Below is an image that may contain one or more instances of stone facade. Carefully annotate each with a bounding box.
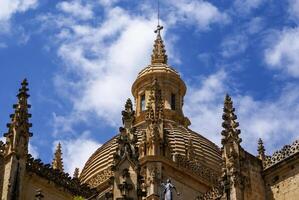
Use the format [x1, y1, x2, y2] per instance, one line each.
[0, 25, 298, 200]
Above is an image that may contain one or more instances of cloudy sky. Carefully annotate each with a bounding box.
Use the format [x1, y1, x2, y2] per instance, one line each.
[1, 0, 299, 175]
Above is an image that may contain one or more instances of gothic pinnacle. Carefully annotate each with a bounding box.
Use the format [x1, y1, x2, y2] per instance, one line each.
[221, 94, 241, 145]
[257, 138, 266, 161]
[73, 168, 80, 179]
[52, 142, 64, 172]
[151, 25, 168, 64]
[4, 79, 33, 139]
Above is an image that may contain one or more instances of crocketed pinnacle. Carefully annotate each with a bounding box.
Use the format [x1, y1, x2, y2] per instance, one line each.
[257, 138, 266, 160]
[52, 142, 64, 172]
[73, 168, 80, 179]
[221, 94, 241, 145]
[151, 25, 168, 64]
[4, 79, 33, 139]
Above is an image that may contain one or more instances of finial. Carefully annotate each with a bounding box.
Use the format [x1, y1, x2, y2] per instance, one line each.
[221, 94, 241, 145]
[151, 0, 167, 65]
[257, 138, 266, 161]
[73, 168, 80, 179]
[52, 142, 64, 172]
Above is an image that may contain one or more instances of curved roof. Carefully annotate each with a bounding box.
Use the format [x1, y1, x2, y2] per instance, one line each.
[80, 122, 222, 187]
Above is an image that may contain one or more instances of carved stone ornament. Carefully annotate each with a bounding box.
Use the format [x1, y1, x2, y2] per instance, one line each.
[88, 169, 114, 188]
[264, 139, 299, 169]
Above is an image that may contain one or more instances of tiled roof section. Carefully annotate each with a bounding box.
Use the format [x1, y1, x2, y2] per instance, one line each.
[263, 140, 299, 169]
[80, 123, 222, 188]
[26, 154, 96, 198]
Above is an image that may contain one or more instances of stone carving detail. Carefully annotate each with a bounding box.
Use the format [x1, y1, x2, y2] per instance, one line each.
[113, 99, 139, 167]
[264, 140, 299, 169]
[197, 184, 223, 200]
[88, 169, 114, 188]
[26, 154, 96, 197]
[175, 154, 220, 185]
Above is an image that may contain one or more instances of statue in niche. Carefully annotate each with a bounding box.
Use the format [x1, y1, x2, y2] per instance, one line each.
[161, 179, 180, 200]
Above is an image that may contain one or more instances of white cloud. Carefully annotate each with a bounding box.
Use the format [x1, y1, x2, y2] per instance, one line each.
[221, 34, 248, 58]
[233, 0, 265, 15]
[0, 0, 38, 21]
[52, 8, 156, 126]
[184, 70, 299, 155]
[265, 27, 299, 77]
[185, 70, 227, 143]
[54, 132, 101, 175]
[57, 0, 93, 20]
[0, 0, 38, 35]
[168, 0, 229, 30]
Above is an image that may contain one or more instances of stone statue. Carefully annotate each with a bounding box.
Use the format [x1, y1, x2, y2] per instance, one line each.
[161, 179, 180, 200]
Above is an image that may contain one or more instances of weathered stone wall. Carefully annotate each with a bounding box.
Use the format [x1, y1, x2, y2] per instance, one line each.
[22, 173, 74, 200]
[264, 153, 299, 200]
[242, 151, 266, 200]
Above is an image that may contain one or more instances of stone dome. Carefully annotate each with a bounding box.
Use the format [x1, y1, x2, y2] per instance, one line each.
[80, 27, 222, 189]
[80, 122, 222, 187]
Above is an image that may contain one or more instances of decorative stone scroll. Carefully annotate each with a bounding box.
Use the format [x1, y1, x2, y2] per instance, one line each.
[88, 169, 114, 188]
[26, 154, 96, 197]
[175, 154, 220, 185]
[264, 140, 299, 169]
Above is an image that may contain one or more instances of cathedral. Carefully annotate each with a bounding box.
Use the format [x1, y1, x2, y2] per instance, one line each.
[0, 24, 298, 200]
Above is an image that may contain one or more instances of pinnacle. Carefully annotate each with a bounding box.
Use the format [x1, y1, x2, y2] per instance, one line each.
[221, 94, 241, 145]
[151, 26, 168, 65]
[52, 142, 64, 172]
[258, 138, 265, 155]
[73, 168, 80, 179]
[4, 79, 33, 138]
[18, 78, 29, 97]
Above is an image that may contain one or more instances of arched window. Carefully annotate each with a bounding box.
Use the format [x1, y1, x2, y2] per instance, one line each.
[141, 94, 146, 111]
[171, 93, 176, 110]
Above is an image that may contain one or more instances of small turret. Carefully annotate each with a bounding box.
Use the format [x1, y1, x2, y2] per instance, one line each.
[52, 142, 64, 172]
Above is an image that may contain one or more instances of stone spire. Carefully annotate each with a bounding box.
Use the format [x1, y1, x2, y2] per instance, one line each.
[52, 142, 64, 172]
[221, 94, 241, 145]
[2, 79, 33, 199]
[220, 94, 244, 199]
[257, 138, 266, 161]
[73, 168, 80, 179]
[151, 25, 168, 64]
[4, 78, 33, 156]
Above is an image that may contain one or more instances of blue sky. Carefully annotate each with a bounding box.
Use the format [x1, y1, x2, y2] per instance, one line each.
[1, 0, 299, 175]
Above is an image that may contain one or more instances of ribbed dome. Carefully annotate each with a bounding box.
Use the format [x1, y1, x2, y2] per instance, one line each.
[80, 122, 222, 188]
